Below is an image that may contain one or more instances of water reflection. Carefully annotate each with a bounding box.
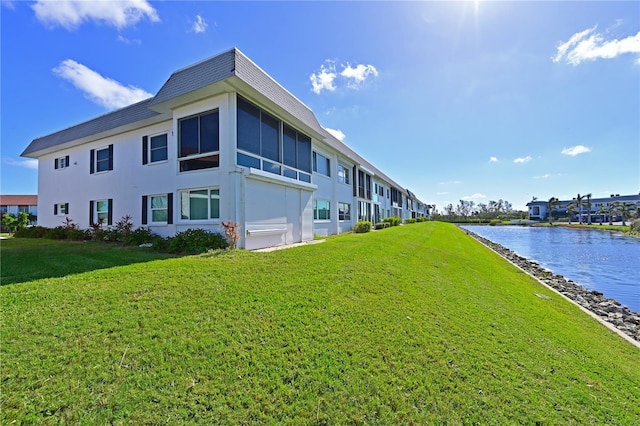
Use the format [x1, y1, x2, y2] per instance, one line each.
[461, 226, 640, 312]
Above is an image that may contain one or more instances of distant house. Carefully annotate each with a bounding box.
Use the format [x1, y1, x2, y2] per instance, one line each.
[527, 193, 640, 222]
[21, 48, 430, 250]
[0, 195, 38, 228]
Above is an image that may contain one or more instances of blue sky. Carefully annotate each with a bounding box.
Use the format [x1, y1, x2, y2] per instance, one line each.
[1, 1, 639, 212]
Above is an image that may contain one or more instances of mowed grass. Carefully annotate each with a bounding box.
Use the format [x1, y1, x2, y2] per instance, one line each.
[1, 222, 639, 424]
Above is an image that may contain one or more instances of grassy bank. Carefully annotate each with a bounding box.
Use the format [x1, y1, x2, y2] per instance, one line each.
[2, 223, 639, 424]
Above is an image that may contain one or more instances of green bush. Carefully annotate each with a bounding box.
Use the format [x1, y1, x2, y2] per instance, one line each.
[354, 221, 372, 233]
[166, 228, 227, 253]
[14, 226, 48, 238]
[405, 218, 417, 224]
[383, 216, 401, 227]
[630, 219, 640, 235]
[124, 227, 156, 246]
[489, 219, 501, 226]
[374, 222, 387, 230]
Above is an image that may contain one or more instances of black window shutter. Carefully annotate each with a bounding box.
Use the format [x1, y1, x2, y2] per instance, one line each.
[65, 155, 69, 166]
[54, 158, 59, 169]
[90, 150, 95, 174]
[353, 166, 357, 197]
[107, 199, 113, 225]
[65, 203, 69, 215]
[142, 136, 148, 165]
[141, 196, 148, 225]
[54, 204, 58, 215]
[167, 193, 173, 224]
[89, 200, 94, 224]
[108, 145, 114, 170]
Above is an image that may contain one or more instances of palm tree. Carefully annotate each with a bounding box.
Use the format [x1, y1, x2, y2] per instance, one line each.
[575, 194, 585, 224]
[547, 197, 560, 224]
[585, 193, 592, 225]
[616, 202, 637, 226]
[566, 203, 576, 224]
[597, 204, 608, 225]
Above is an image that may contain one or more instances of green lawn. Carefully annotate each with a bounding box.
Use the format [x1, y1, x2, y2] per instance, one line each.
[2, 223, 639, 424]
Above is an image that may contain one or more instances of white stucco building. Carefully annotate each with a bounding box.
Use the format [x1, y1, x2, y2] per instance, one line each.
[21, 48, 430, 250]
[527, 193, 640, 222]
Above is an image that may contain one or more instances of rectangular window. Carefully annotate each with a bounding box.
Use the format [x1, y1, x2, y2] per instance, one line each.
[338, 202, 351, 221]
[337, 164, 350, 184]
[151, 195, 168, 223]
[0, 205, 7, 214]
[148, 133, 168, 163]
[96, 200, 109, 223]
[55, 203, 69, 215]
[90, 145, 113, 174]
[180, 188, 220, 221]
[55, 155, 69, 169]
[237, 96, 312, 180]
[178, 110, 219, 171]
[313, 152, 330, 177]
[313, 199, 331, 221]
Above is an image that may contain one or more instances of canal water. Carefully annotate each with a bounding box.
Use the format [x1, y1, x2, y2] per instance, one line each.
[460, 225, 640, 312]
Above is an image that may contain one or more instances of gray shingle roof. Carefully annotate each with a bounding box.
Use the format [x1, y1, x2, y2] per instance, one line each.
[22, 48, 325, 157]
[21, 98, 161, 157]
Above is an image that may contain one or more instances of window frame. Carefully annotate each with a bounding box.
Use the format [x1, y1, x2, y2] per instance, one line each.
[55, 155, 70, 170]
[150, 194, 169, 224]
[90, 145, 113, 174]
[236, 96, 312, 182]
[338, 202, 351, 221]
[313, 199, 331, 221]
[313, 151, 331, 177]
[337, 163, 351, 185]
[179, 187, 220, 222]
[178, 110, 220, 172]
[143, 133, 169, 164]
[55, 203, 69, 216]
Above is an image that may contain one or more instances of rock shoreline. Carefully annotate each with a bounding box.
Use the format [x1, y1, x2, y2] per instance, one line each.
[463, 228, 640, 342]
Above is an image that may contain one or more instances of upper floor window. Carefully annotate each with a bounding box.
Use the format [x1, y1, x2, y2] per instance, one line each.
[90, 145, 113, 174]
[313, 152, 330, 177]
[237, 96, 312, 182]
[178, 110, 219, 172]
[180, 188, 220, 221]
[55, 155, 69, 170]
[337, 164, 350, 184]
[143, 133, 168, 164]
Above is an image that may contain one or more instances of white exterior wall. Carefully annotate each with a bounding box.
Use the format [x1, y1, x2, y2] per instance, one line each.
[311, 145, 336, 237]
[336, 157, 355, 233]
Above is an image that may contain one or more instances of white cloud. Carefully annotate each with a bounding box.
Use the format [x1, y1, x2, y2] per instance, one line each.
[192, 15, 207, 34]
[32, 0, 159, 30]
[311, 60, 379, 94]
[2, 1, 16, 10]
[341, 63, 379, 88]
[489, 156, 498, 162]
[4, 158, 38, 170]
[534, 173, 552, 179]
[561, 145, 591, 156]
[439, 180, 462, 185]
[310, 62, 337, 94]
[462, 193, 487, 201]
[514, 156, 532, 164]
[553, 26, 640, 65]
[325, 128, 346, 141]
[53, 59, 152, 110]
[117, 34, 141, 45]
[436, 191, 448, 195]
